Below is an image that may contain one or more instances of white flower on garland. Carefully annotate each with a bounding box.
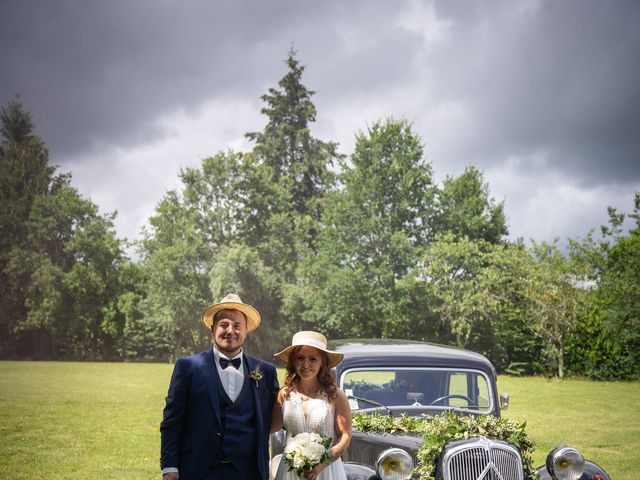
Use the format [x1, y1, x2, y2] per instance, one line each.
[283, 432, 332, 476]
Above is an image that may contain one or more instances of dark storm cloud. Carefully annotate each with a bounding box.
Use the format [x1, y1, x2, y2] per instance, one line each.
[2, 0, 639, 183]
[0, 0, 348, 157]
[1, 0, 638, 247]
[426, 0, 640, 185]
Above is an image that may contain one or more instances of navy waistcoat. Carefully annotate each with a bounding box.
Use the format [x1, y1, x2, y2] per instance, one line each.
[215, 365, 257, 468]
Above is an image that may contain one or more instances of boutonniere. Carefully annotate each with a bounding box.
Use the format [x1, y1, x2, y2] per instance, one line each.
[249, 366, 263, 387]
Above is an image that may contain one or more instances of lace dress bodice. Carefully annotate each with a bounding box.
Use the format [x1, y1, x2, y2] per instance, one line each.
[282, 390, 335, 439]
[272, 389, 347, 480]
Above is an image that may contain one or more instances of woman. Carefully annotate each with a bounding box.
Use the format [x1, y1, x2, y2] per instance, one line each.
[271, 331, 352, 480]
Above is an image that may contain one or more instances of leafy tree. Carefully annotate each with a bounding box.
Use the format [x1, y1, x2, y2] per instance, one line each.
[6, 180, 128, 359]
[593, 193, 640, 377]
[556, 197, 640, 380]
[435, 166, 508, 243]
[138, 190, 210, 357]
[504, 193, 640, 380]
[527, 240, 592, 378]
[5, 249, 64, 357]
[423, 234, 537, 370]
[1, 99, 131, 359]
[424, 235, 499, 349]
[137, 151, 279, 357]
[114, 262, 172, 361]
[294, 119, 438, 340]
[63, 209, 126, 359]
[180, 151, 247, 249]
[484, 241, 541, 373]
[208, 244, 281, 354]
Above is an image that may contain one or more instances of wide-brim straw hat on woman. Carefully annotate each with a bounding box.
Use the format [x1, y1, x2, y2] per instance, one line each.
[201, 293, 261, 332]
[275, 331, 344, 368]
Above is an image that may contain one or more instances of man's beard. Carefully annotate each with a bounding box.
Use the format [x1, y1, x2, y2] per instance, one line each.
[215, 337, 241, 354]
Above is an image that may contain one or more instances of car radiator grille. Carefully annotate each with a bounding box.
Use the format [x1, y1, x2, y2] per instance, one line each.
[441, 438, 524, 480]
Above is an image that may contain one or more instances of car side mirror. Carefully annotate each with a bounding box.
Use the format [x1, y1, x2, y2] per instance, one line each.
[499, 392, 509, 410]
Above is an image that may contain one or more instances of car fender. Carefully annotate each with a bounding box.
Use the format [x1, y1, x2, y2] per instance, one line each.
[536, 459, 611, 480]
[343, 461, 378, 480]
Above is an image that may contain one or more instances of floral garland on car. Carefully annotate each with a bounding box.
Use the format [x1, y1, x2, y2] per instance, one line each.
[352, 411, 539, 480]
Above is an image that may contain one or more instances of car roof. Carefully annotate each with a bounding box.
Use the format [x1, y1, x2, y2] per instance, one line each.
[329, 338, 497, 377]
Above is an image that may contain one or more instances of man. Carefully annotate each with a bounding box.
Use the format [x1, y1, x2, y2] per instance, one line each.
[160, 293, 279, 480]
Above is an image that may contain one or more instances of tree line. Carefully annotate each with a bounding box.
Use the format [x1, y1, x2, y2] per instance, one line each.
[1, 52, 638, 379]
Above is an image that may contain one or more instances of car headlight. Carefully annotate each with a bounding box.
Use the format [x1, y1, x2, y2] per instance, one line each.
[375, 447, 414, 480]
[546, 447, 585, 480]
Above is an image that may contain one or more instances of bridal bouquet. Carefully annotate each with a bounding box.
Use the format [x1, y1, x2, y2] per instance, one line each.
[283, 432, 332, 477]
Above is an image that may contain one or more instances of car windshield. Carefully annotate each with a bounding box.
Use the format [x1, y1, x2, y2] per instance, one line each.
[340, 367, 493, 414]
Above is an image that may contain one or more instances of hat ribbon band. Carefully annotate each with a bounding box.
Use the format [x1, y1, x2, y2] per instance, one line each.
[295, 338, 327, 350]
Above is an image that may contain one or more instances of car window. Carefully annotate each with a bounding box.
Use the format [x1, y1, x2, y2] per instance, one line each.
[340, 368, 492, 413]
[447, 371, 490, 409]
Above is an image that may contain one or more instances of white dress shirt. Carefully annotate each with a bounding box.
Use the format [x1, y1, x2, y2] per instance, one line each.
[213, 346, 245, 402]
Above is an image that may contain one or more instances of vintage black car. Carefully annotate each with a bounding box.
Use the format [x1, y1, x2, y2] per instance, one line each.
[272, 339, 611, 480]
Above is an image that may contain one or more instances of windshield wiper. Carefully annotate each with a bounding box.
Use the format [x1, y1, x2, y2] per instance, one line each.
[347, 394, 392, 416]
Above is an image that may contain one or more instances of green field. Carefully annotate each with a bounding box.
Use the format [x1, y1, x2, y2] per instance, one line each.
[498, 375, 638, 479]
[0, 361, 637, 479]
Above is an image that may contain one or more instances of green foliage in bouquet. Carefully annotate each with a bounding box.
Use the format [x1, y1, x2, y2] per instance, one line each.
[352, 411, 539, 480]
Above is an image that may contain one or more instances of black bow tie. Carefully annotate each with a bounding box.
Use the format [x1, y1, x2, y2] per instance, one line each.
[219, 357, 241, 369]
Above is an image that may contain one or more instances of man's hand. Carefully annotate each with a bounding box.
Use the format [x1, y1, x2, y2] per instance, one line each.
[162, 473, 179, 480]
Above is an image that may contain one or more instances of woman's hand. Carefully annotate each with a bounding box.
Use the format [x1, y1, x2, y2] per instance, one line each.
[303, 462, 327, 480]
[303, 446, 341, 480]
[328, 446, 341, 461]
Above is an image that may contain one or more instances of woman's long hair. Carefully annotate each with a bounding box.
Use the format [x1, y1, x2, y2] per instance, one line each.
[283, 346, 339, 402]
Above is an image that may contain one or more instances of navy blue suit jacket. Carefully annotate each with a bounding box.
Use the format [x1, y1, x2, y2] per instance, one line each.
[160, 349, 279, 480]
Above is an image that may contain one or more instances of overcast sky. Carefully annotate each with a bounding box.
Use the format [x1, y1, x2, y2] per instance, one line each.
[2, 0, 639, 255]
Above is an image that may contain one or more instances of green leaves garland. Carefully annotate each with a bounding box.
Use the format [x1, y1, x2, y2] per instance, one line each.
[352, 411, 539, 480]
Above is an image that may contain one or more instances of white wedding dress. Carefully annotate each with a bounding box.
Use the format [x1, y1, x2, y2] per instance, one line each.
[272, 390, 347, 480]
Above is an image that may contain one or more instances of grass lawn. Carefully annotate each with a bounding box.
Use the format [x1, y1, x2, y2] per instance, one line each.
[498, 375, 639, 479]
[0, 361, 637, 479]
[0, 361, 173, 480]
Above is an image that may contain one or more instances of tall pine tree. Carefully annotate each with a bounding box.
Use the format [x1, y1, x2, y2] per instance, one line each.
[0, 99, 55, 355]
[245, 49, 339, 251]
